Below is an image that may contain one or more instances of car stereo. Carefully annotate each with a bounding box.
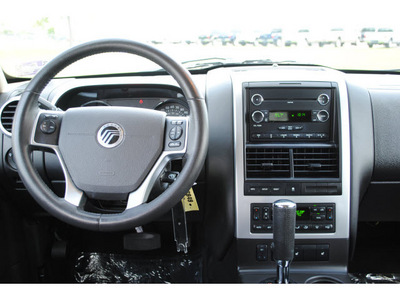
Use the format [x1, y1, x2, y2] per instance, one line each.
[246, 86, 336, 142]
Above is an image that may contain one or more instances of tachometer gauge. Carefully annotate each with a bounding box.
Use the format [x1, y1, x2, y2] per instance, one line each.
[155, 99, 189, 116]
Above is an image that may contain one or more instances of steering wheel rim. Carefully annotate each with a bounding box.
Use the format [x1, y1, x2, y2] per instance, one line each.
[11, 39, 208, 232]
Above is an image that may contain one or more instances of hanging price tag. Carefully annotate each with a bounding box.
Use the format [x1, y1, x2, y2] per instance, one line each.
[181, 188, 199, 212]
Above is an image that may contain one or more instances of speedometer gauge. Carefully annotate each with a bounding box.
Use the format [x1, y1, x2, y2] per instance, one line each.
[155, 99, 189, 116]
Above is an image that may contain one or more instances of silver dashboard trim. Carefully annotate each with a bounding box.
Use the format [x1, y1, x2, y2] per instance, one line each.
[231, 66, 351, 240]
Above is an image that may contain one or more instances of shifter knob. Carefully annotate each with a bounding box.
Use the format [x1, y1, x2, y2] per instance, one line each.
[273, 199, 296, 261]
[272, 199, 296, 283]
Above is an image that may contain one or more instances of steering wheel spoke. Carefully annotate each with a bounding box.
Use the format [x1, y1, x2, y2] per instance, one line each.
[53, 147, 85, 207]
[30, 109, 64, 149]
[126, 116, 189, 209]
[28, 109, 85, 207]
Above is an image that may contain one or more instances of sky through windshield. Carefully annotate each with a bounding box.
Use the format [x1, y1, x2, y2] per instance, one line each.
[1, 0, 400, 76]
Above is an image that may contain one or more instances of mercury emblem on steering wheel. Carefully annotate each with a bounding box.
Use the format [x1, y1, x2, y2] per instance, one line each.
[97, 123, 125, 148]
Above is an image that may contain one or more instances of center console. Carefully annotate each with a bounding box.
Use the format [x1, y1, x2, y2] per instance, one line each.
[231, 67, 351, 283]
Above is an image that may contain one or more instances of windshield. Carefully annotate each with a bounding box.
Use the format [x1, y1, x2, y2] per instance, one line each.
[1, 0, 400, 78]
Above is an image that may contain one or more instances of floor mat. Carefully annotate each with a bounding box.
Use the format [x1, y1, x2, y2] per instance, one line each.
[73, 252, 202, 283]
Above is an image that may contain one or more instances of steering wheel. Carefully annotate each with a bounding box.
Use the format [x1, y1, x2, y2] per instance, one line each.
[11, 39, 208, 232]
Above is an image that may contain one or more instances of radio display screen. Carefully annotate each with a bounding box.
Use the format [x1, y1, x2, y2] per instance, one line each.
[269, 111, 311, 122]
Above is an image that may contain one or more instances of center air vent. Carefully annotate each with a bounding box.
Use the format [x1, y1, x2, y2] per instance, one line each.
[246, 148, 290, 178]
[246, 146, 339, 179]
[293, 147, 339, 178]
[0, 98, 19, 136]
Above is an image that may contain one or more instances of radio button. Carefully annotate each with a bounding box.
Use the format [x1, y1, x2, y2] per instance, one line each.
[317, 94, 330, 106]
[279, 133, 288, 139]
[294, 126, 304, 130]
[260, 187, 270, 194]
[317, 110, 329, 122]
[270, 185, 284, 194]
[290, 133, 302, 139]
[305, 133, 316, 139]
[251, 94, 264, 106]
[278, 126, 287, 130]
[316, 133, 328, 139]
[252, 111, 265, 123]
[248, 186, 259, 194]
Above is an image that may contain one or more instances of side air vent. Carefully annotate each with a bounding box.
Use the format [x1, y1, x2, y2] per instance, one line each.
[246, 148, 290, 178]
[0, 98, 19, 136]
[293, 147, 339, 178]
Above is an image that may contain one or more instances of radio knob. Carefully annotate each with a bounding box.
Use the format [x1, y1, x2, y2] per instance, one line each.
[251, 94, 264, 106]
[252, 111, 265, 123]
[317, 94, 330, 105]
[317, 110, 329, 122]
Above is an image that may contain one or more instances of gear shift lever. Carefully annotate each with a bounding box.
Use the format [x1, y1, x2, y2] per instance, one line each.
[272, 199, 296, 284]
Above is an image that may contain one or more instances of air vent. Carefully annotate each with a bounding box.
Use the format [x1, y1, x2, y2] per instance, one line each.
[0, 98, 19, 136]
[246, 148, 290, 178]
[293, 147, 339, 178]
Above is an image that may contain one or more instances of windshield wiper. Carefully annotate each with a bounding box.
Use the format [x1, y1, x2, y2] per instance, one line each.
[181, 57, 227, 70]
[183, 58, 301, 70]
[241, 59, 297, 65]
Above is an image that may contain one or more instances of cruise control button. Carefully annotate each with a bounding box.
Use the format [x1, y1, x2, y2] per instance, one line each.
[40, 119, 57, 134]
[168, 141, 181, 148]
[169, 126, 183, 140]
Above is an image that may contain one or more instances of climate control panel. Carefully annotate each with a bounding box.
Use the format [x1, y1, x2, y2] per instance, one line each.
[250, 203, 335, 234]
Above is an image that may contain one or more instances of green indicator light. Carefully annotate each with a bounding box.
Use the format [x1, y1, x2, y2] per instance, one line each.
[296, 210, 305, 217]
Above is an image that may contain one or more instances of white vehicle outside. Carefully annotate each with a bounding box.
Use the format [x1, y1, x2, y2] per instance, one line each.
[362, 27, 398, 48]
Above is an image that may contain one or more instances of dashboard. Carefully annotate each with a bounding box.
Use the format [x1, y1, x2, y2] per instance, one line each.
[1, 64, 400, 283]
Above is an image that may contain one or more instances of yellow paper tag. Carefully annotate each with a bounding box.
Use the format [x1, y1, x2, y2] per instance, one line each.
[181, 188, 199, 212]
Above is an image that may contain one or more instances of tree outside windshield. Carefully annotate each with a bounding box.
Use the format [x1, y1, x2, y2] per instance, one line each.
[1, 0, 400, 77]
